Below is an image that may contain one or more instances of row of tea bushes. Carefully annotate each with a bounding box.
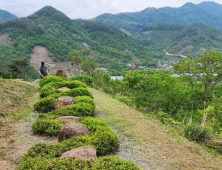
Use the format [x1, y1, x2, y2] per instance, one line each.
[19, 156, 140, 170]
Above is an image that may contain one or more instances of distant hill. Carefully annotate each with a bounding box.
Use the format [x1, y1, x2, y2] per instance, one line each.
[0, 9, 17, 22]
[132, 22, 222, 56]
[0, 6, 162, 77]
[93, 1, 222, 32]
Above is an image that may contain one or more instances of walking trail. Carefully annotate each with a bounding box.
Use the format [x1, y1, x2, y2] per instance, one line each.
[89, 87, 222, 170]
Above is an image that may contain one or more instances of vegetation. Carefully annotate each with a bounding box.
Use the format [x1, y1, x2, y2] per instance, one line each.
[0, 9, 17, 22]
[19, 156, 140, 170]
[91, 51, 222, 148]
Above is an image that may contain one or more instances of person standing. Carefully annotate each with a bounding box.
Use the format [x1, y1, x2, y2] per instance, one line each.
[39, 62, 49, 79]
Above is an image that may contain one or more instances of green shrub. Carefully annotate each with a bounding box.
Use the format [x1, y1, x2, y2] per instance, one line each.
[75, 96, 95, 109]
[19, 156, 141, 170]
[62, 88, 93, 99]
[40, 84, 62, 98]
[39, 76, 67, 88]
[30, 117, 119, 156]
[70, 75, 94, 85]
[34, 98, 56, 113]
[184, 123, 213, 143]
[32, 119, 64, 136]
[46, 88, 93, 99]
[47, 80, 87, 89]
[48, 102, 95, 117]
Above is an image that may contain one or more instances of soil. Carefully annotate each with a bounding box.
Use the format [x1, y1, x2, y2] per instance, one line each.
[0, 34, 13, 48]
[0, 112, 57, 170]
[30, 46, 71, 74]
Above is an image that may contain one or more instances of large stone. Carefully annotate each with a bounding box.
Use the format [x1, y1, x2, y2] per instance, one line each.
[58, 87, 70, 91]
[61, 146, 97, 160]
[58, 121, 90, 142]
[55, 69, 68, 79]
[54, 96, 76, 110]
[55, 116, 79, 121]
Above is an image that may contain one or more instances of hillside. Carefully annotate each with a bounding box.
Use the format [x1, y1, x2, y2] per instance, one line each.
[132, 22, 222, 56]
[92, 1, 222, 32]
[0, 6, 162, 77]
[0, 9, 18, 22]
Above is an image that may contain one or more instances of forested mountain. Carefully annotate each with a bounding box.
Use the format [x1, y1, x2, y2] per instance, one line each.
[92, 1, 222, 32]
[0, 9, 18, 22]
[132, 22, 222, 56]
[0, 6, 162, 76]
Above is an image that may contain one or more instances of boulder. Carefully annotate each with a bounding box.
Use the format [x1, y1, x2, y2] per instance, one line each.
[54, 96, 76, 110]
[54, 69, 68, 79]
[55, 116, 79, 121]
[58, 87, 70, 91]
[61, 146, 97, 160]
[58, 121, 90, 142]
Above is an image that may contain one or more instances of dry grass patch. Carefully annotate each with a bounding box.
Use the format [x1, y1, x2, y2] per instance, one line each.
[0, 78, 40, 169]
[89, 87, 222, 170]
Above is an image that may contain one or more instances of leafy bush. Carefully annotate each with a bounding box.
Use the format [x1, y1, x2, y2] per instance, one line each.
[40, 84, 61, 98]
[44, 87, 93, 99]
[70, 75, 94, 85]
[39, 76, 67, 88]
[75, 96, 95, 109]
[184, 123, 213, 143]
[34, 98, 56, 113]
[48, 102, 95, 117]
[19, 156, 141, 170]
[32, 119, 64, 136]
[46, 80, 87, 89]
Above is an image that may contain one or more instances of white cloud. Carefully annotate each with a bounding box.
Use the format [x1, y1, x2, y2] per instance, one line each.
[0, 0, 222, 19]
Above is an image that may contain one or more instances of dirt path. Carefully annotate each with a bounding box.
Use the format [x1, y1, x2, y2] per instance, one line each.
[89, 87, 222, 170]
[0, 112, 57, 170]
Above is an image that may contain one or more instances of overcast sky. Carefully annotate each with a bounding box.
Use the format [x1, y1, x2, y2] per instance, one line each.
[1, 0, 222, 19]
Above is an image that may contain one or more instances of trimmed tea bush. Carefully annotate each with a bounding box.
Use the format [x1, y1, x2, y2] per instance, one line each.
[39, 76, 67, 88]
[34, 98, 56, 113]
[47, 80, 87, 89]
[32, 119, 64, 136]
[40, 84, 61, 98]
[19, 156, 141, 170]
[48, 102, 95, 117]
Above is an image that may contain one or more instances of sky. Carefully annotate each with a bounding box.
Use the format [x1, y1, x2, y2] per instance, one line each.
[1, 0, 222, 19]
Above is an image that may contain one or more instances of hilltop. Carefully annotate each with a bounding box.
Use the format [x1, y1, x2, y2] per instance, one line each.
[0, 9, 17, 22]
[0, 6, 162, 77]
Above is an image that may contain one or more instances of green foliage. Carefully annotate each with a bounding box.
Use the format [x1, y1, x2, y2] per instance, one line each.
[34, 98, 56, 113]
[46, 80, 87, 89]
[39, 84, 61, 98]
[48, 102, 95, 117]
[32, 119, 64, 136]
[7, 57, 32, 81]
[19, 156, 141, 170]
[39, 76, 67, 88]
[184, 123, 213, 143]
[29, 117, 119, 157]
[70, 75, 94, 85]
[62, 88, 93, 99]
[0, 9, 18, 22]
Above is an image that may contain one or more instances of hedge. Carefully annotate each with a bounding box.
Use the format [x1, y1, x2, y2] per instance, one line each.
[34, 96, 95, 113]
[30, 117, 119, 156]
[70, 75, 94, 85]
[19, 156, 141, 170]
[46, 80, 87, 89]
[39, 76, 67, 88]
[41, 87, 93, 99]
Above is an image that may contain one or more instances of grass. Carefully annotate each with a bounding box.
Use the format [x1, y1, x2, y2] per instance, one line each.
[0, 78, 40, 168]
[89, 87, 222, 169]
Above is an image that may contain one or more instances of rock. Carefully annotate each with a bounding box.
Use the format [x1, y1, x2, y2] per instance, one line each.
[58, 87, 70, 91]
[54, 69, 68, 79]
[55, 116, 79, 121]
[54, 96, 76, 110]
[61, 146, 97, 160]
[58, 121, 90, 142]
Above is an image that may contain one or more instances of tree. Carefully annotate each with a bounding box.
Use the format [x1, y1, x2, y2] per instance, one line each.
[67, 50, 82, 75]
[82, 59, 98, 76]
[173, 51, 222, 100]
[7, 57, 32, 81]
[81, 48, 92, 56]
[132, 60, 141, 70]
